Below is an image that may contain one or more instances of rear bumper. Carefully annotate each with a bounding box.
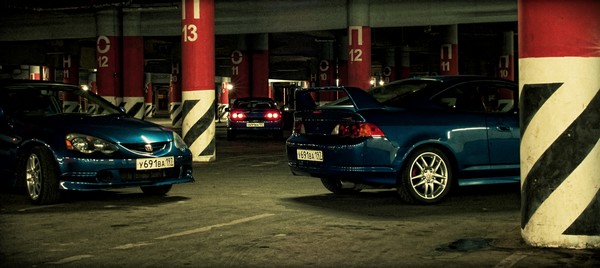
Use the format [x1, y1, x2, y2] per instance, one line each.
[288, 162, 397, 185]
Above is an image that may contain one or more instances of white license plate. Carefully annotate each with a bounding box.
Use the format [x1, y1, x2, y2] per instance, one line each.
[297, 149, 323, 162]
[246, 122, 265, 127]
[136, 156, 175, 170]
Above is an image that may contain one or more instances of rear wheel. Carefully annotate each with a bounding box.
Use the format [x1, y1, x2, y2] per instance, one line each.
[320, 178, 363, 194]
[398, 147, 452, 204]
[141, 184, 172, 195]
[22, 146, 62, 205]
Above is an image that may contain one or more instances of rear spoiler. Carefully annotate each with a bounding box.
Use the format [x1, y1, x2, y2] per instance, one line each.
[294, 86, 384, 111]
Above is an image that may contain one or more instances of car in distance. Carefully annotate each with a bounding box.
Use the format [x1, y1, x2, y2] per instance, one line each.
[286, 76, 519, 204]
[226, 97, 283, 140]
[0, 80, 194, 205]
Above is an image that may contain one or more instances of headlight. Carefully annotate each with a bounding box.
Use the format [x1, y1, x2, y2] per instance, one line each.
[65, 133, 118, 154]
[173, 131, 188, 151]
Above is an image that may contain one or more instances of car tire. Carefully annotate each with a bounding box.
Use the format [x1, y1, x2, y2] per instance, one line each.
[320, 178, 363, 194]
[140, 184, 172, 195]
[398, 147, 452, 204]
[22, 146, 62, 205]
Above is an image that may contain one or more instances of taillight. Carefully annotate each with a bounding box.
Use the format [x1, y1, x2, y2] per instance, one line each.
[264, 110, 281, 121]
[230, 110, 246, 121]
[293, 120, 305, 134]
[332, 122, 385, 138]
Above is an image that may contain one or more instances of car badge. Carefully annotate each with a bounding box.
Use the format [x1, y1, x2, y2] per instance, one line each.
[144, 144, 153, 152]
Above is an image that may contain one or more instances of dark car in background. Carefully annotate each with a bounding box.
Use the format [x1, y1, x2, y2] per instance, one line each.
[226, 97, 284, 140]
[286, 76, 519, 204]
[0, 80, 194, 204]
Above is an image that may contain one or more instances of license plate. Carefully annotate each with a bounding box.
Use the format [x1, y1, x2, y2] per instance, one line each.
[246, 122, 265, 127]
[297, 149, 323, 162]
[136, 156, 175, 170]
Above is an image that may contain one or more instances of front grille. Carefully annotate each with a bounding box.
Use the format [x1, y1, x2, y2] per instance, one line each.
[121, 142, 168, 154]
[120, 167, 179, 181]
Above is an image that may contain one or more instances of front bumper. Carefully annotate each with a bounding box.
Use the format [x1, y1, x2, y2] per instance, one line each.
[57, 155, 194, 191]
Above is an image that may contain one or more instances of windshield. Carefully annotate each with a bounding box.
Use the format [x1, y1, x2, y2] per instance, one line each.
[0, 84, 124, 118]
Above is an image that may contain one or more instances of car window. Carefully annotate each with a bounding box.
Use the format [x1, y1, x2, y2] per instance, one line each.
[0, 85, 124, 118]
[234, 100, 275, 109]
[432, 82, 516, 113]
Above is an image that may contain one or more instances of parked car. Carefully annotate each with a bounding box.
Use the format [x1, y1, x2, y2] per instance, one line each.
[286, 76, 519, 204]
[0, 80, 194, 204]
[226, 97, 284, 140]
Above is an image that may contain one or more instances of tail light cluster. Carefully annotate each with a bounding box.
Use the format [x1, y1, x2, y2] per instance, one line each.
[333, 122, 385, 138]
[293, 120, 385, 139]
[229, 109, 281, 121]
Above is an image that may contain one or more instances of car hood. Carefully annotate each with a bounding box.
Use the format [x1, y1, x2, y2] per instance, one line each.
[29, 114, 172, 144]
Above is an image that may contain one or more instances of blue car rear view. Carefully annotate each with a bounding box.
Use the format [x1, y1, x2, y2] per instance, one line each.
[286, 76, 520, 204]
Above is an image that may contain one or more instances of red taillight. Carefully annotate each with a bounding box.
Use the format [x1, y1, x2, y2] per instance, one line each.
[264, 110, 281, 121]
[334, 122, 385, 138]
[230, 110, 246, 121]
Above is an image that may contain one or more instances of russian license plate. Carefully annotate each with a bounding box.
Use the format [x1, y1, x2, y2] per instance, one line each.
[297, 149, 323, 162]
[246, 122, 265, 127]
[136, 156, 175, 170]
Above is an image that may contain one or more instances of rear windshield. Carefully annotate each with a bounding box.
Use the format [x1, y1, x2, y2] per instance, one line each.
[371, 80, 437, 105]
[233, 99, 276, 109]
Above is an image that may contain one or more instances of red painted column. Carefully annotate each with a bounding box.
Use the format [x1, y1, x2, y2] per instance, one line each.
[122, 10, 144, 119]
[95, 9, 121, 106]
[251, 33, 269, 98]
[499, 31, 515, 81]
[347, 26, 371, 89]
[399, 46, 411, 79]
[29, 66, 40, 80]
[440, 24, 459, 75]
[382, 48, 396, 84]
[181, 0, 216, 162]
[519, 0, 600, 249]
[230, 35, 250, 99]
[144, 73, 154, 118]
[62, 54, 80, 113]
[169, 62, 182, 128]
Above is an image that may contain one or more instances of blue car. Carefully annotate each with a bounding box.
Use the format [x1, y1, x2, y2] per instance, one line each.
[0, 80, 194, 204]
[286, 76, 519, 204]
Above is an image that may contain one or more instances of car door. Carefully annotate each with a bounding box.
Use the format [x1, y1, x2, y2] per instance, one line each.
[479, 82, 520, 166]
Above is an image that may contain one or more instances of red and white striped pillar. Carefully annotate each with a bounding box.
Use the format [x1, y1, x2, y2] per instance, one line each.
[440, 24, 458, 75]
[62, 54, 80, 113]
[144, 73, 154, 118]
[181, 0, 216, 162]
[499, 31, 514, 81]
[251, 33, 270, 98]
[169, 62, 182, 128]
[519, 0, 600, 249]
[95, 8, 121, 106]
[122, 9, 145, 119]
[347, 0, 371, 90]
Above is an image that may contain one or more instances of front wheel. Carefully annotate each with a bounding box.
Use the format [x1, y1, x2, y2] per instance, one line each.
[141, 184, 172, 195]
[22, 146, 62, 205]
[320, 178, 363, 194]
[398, 147, 452, 204]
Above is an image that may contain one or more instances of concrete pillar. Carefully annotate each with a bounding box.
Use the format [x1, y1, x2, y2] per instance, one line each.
[41, 66, 52, 81]
[347, 0, 371, 90]
[122, 9, 144, 119]
[519, 0, 600, 249]
[62, 54, 80, 113]
[337, 35, 348, 86]
[499, 31, 515, 81]
[382, 48, 396, 84]
[169, 62, 182, 128]
[399, 46, 410, 79]
[95, 8, 121, 106]
[29, 66, 40, 80]
[181, 0, 216, 162]
[231, 35, 250, 99]
[251, 33, 269, 98]
[144, 73, 154, 118]
[440, 24, 458, 75]
[319, 42, 335, 87]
